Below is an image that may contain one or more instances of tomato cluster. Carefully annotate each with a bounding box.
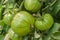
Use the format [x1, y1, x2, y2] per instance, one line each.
[0, 0, 55, 40]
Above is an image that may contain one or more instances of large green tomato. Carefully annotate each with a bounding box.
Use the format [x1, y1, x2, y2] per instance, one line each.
[11, 11, 35, 36]
[3, 13, 13, 26]
[8, 28, 22, 40]
[24, 0, 41, 12]
[35, 14, 54, 31]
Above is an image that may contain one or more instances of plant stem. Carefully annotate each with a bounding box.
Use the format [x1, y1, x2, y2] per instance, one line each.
[42, 0, 57, 11]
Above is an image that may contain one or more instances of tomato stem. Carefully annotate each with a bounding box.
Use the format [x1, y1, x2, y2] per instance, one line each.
[37, 11, 42, 18]
[19, 1, 24, 11]
[42, 0, 57, 11]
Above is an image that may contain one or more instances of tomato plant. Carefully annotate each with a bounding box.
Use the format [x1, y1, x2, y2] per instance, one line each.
[0, 0, 60, 40]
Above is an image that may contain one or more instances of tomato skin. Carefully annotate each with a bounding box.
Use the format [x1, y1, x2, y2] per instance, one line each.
[3, 13, 13, 26]
[35, 14, 54, 31]
[8, 29, 22, 40]
[11, 11, 35, 36]
[24, 0, 41, 12]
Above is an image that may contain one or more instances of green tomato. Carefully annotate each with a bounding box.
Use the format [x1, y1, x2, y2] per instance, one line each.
[3, 13, 13, 26]
[8, 28, 22, 40]
[24, 0, 41, 12]
[11, 11, 35, 36]
[35, 14, 54, 31]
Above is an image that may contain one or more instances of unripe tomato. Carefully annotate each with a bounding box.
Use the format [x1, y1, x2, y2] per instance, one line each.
[11, 11, 35, 36]
[24, 0, 41, 12]
[8, 28, 22, 40]
[3, 13, 13, 26]
[35, 14, 54, 31]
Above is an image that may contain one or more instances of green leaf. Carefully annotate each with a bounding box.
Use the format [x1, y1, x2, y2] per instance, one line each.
[6, 0, 15, 8]
[0, 5, 3, 20]
[0, 20, 4, 27]
[0, 35, 4, 40]
[3, 25, 10, 35]
[51, 0, 60, 15]
[23, 36, 28, 40]
[43, 23, 60, 40]
[50, 0, 60, 19]
[52, 31, 60, 39]
[48, 23, 60, 34]
[43, 0, 60, 18]
[39, 37, 42, 40]
[0, 20, 4, 34]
